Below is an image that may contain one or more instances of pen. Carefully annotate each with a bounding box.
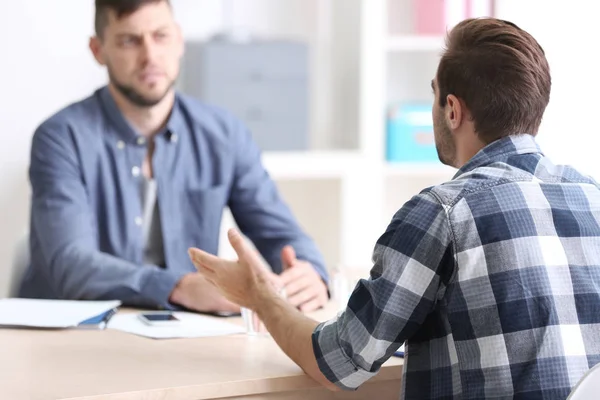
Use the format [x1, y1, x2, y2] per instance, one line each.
[99, 308, 118, 330]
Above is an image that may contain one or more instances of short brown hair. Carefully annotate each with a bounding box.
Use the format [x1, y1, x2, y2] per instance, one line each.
[437, 18, 551, 142]
[95, 0, 171, 38]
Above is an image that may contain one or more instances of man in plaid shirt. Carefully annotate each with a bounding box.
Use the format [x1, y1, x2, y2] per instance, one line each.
[188, 18, 600, 399]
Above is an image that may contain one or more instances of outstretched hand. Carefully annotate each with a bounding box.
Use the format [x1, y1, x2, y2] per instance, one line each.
[188, 229, 278, 309]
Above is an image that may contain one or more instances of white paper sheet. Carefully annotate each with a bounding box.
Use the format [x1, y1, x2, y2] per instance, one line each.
[107, 311, 245, 339]
[0, 298, 121, 328]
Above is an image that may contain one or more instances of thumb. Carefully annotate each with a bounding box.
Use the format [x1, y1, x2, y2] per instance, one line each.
[227, 229, 262, 274]
[281, 245, 297, 270]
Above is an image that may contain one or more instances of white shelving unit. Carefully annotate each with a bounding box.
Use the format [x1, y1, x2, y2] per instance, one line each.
[261, 150, 362, 180]
[387, 35, 445, 52]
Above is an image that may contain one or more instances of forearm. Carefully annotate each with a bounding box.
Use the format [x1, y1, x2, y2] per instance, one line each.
[51, 244, 183, 308]
[254, 291, 338, 391]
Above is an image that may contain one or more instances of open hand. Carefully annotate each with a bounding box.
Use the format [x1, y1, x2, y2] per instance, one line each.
[280, 246, 328, 312]
[188, 229, 278, 309]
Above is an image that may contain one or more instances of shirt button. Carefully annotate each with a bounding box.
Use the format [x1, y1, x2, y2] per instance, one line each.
[131, 166, 141, 177]
[135, 217, 143, 226]
[137, 137, 146, 145]
[170, 134, 178, 143]
[116, 140, 125, 150]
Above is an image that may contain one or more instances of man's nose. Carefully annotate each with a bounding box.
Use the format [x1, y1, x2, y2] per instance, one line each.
[140, 36, 160, 63]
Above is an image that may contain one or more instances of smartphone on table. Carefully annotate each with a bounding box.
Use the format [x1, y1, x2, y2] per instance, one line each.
[137, 311, 180, 326]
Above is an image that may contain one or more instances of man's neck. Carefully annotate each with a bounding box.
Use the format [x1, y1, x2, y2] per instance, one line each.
[108, 83, 175, 138]
[454, 127, 487, 168]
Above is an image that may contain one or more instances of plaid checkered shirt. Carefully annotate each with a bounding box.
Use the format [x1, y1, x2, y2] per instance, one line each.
[312, 134, 600, 399]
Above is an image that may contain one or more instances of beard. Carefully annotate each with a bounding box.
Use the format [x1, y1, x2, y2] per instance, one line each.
[434, 110, 457, 167]
[107, 65, 175, 108]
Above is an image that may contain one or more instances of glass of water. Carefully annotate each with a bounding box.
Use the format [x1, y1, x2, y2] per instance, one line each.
[241, 307, 267, 335]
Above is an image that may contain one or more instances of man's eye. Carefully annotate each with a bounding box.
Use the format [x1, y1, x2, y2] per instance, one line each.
[120, 37, 138, 47]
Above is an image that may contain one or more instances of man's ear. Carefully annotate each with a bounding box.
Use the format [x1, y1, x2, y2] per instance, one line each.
[445, 94, 463, 130]
[89, 36, 106, 66]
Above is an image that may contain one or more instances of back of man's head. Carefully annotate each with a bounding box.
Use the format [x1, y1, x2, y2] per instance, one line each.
[95, 0, 171, 39]
[437, 18, 551, 143]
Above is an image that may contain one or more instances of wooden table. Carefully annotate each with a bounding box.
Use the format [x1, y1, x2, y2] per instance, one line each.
[0, 305, 403, 400]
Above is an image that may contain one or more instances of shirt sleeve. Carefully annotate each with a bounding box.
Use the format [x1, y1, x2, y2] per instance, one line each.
[311, 190, 455, 390]
[226, 117, 328, 282]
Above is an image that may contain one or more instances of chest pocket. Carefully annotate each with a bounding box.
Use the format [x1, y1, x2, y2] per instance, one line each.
[182, 185, 229, 249]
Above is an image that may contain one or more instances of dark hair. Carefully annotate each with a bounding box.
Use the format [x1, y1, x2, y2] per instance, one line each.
[95, 0, 171, 38]
[437, 18, 551, 142]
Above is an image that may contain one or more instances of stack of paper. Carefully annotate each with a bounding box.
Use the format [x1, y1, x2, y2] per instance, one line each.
[0, 298, 121, 329]
[108, 312, 245, 339]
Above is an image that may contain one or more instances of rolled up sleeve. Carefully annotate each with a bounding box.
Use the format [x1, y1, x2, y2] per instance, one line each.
[311, 191, 455, 390]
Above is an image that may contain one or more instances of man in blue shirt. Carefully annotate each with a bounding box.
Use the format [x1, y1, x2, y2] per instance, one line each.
[189, 18, 600, 399]
[20, 0, 329, 313]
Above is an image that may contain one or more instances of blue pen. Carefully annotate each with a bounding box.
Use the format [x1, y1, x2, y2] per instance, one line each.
[99, 308, 118, 330]
[393, 343, 405, 358]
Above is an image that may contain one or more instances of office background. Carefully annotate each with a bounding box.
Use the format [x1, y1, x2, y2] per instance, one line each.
[0, 0, 598, 297]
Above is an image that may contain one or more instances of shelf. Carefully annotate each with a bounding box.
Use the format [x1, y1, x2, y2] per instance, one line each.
[261, 150, 363, 180]
[386, 35, 445, 53]
[261, 151, 457, 181]
[384, 162, 457, 178]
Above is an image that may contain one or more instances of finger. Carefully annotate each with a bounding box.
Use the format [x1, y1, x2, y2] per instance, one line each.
[194, 261, 218, 278]
[254, 250, 274, 274]
[282, 275, 311, 298]
[279, 264, 306, 285]
[287, 287, 318, 308]
[300, 297, 323, 313]
[227, 229, 262, 272]
[281, 245, 297, 270]
[204, 276, 217, 286]
[188, 248, 219, 272]
[227, 229, 253, 260]
[221, 299, 241, 313]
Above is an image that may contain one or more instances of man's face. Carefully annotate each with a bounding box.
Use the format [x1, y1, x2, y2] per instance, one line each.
[431, 77, 456, 166]
[94, 1, 183, 107]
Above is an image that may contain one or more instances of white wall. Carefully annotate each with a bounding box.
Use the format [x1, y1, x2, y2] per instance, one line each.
[495, 0, 600, 178]
[0, 1, 106, 296]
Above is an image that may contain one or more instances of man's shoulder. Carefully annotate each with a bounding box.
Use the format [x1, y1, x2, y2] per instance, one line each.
[428, 158, 600, 211]
[35, 89, 104, 138]
[176, 91, 234, 119]
[175, 91, 244, 140]
[427, 162, 538, 208]
[423, 173, 474, 209]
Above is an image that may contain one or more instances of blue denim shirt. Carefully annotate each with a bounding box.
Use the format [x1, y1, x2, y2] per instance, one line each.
[21, 86, 328, 308]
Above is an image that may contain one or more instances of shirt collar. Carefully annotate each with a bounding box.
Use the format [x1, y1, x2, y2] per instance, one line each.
[97, 85, 185, 143]
[454, 134, 544, 178]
